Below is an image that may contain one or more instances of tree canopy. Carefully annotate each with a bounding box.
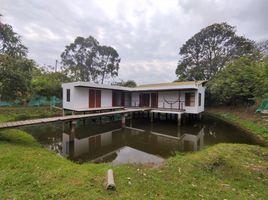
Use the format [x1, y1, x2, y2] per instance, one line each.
[32, 69, 71, 98]
[61, 36, 120, 83]
[0, 20, 28, 57]
[0, 17, 35, 101]
[176, 23, 258, 81]
[0, 54, 35, 101]
[207, 56, 268, 105]
[112, 80, 137, 88]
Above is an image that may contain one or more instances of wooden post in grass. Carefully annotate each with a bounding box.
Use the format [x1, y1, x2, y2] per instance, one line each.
[106, 169, 116, 191]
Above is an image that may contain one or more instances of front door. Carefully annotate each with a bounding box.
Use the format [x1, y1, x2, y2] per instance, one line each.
[150, 93, 158, 108]
[89, 89, 95, 108]
[139, 93, 150, 107]
[96, 90, 101, 107]
[89, 89, 101, 108]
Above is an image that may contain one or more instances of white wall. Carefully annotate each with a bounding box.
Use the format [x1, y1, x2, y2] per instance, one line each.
[74, 87, 89, 109]
[197, 85, 205, 113]
[131, 92, 139, 107]
[131, 89, 205, 114]
[62, 83, 206, 113]
[124, 93, 131, 107]
[101, 89, 112, 107]
[62, 83, 75, 110]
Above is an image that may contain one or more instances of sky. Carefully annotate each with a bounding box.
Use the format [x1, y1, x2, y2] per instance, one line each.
[1, 0, 268, 84]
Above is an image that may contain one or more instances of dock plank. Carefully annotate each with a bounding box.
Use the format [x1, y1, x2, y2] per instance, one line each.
[0, 108, 151, 129]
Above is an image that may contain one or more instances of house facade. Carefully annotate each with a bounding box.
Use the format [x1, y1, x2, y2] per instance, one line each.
[62, 81, 206, 114]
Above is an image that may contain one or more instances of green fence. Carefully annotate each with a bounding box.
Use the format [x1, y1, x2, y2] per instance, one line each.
[0, 96, 62, 107]
[256, 98, 268, 113]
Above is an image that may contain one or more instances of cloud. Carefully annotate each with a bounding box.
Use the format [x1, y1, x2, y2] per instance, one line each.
[1, 0, 268, 83]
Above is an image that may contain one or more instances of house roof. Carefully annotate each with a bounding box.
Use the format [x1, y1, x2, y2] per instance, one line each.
[137, 81, 207, 88]
[62, 80, 206, 91]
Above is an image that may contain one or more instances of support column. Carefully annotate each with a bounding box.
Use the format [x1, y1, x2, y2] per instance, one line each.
[121, 114, 126, 127]
[62, 109, 65, 116]
[150, 112, 153, 123]
[199, 113, 202, 120]
[177, 113, 181, 126]
[70, 120, 77, 142]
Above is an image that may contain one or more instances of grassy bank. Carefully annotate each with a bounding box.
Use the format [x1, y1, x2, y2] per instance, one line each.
[0, 107, 62, 123]
[0, 129, 268, 199]
[207, 108, 268, 143]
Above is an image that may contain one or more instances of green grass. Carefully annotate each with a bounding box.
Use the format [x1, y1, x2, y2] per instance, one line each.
[0, 107, 62, 123]
[207, 111, 268, 143]
[0, 129, 268, 199]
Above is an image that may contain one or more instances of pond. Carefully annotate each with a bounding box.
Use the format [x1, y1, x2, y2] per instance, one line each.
[20, 114, 257, 165]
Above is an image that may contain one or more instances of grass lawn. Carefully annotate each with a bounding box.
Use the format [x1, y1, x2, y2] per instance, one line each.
[0, 129, 268, 200]
[0, 107, 62, 123]
[206, 108, 268, 144]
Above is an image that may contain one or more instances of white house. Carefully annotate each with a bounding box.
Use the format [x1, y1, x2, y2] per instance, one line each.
[61, 81, 206, 114]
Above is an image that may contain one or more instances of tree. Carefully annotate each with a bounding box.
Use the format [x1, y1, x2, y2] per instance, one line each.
[61, 36, 99, 82]
[61, 36, 120, 83]
[175, 23, 258, 81]
[207, 57, 263, 105]
[0, 54, 35, 101]
[0, 17, 28, 57]
[112, 80, 137, 88]
[97, 45, 120, 84]
[32, 70, 71, 98]
[0, 17, 33, 101]
[257, 40, 268, 57]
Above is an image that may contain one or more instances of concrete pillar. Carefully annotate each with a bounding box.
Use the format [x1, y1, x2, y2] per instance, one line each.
[177, 126, 181, 138]
[150, 112, 153, 123]
[177, 113, 181, 126]
[62, 109, 65, 116]
[70, 120, 77, 142]
[121, 114, 126, 127]
[199, 113, 202, 120]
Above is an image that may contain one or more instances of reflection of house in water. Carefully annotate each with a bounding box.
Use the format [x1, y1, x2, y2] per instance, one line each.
[61, 122, 205, 164]
[180, 128, 204, 151]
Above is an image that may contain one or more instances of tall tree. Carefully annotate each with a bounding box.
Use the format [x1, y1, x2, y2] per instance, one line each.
[0, 17, 34, 101]
[175, 23, 258, 81]
[61, 36, 120, 83]
[97, 45, 120, 84]
[0, 16, 28, 57]
[61, 36, 99, 82]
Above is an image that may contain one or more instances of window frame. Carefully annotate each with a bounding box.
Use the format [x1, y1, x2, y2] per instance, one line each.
[66, 89, 70, 102]
[198, 93, 201, 106]
[185, 92, 195, 107]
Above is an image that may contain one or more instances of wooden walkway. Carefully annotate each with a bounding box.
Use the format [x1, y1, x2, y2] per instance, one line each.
[0, 108, 151, 129]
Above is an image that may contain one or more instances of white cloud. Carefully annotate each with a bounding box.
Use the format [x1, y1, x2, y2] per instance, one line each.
[1, 0, 268, 84]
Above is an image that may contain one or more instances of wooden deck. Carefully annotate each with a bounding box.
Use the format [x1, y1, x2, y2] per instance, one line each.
[0, 108, 151, 129]
[150, 108, 185, 114]
[69, 106, 124, 112]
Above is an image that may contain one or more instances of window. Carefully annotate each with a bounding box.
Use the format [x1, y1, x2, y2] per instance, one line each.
[66, 89, 70, 102]
[185, 92, 195, 107]
[198, 93, 201, 106]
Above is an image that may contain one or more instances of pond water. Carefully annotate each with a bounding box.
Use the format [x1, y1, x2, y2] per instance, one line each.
[20, 114, 256, 165]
